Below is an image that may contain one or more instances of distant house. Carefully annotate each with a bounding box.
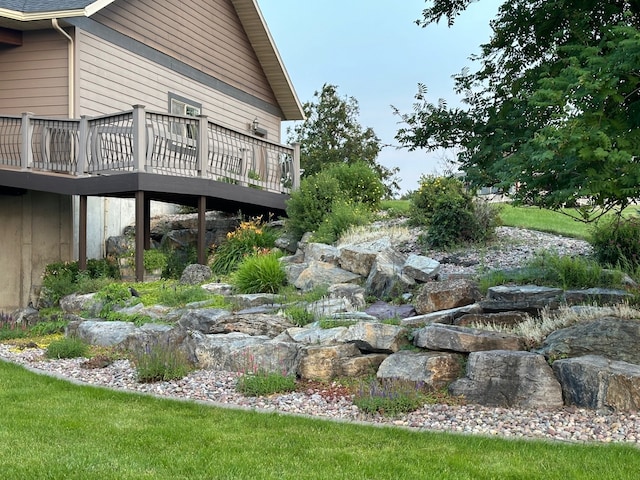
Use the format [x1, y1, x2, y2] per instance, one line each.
[0, 0, 304, 311]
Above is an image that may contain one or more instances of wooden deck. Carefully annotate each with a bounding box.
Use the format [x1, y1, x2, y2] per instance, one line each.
[0, 105, 300, 280]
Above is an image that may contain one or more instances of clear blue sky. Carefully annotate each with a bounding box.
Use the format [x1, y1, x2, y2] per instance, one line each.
[259, 0, 502, 194]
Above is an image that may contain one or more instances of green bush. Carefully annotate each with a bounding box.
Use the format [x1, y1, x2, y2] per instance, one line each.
[312, 200, 373, 244]
[45, 337, 89, 359]
[353, 378, 431, 416]
[133, 343, 193, 383]
[233, 252, 286, 294]
[285, 171, 342, 240]
[324, 161, 385, 209]
[286, 162, 384, 240]
[42, 259, 119, 306]
[411, 176, 499, 249]
[591, 216, 640, 270]
[210, 217, 277, 275]
[409, 175, 468, 227]
[143, 249, 168, 272]
[236, 371, 297, 397]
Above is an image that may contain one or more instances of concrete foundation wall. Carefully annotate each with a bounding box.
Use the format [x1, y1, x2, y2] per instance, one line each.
[0, 191, 73, 312]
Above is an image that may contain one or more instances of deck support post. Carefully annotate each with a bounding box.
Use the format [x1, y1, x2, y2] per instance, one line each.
[198, 195, 207, 265]
[135, 191, 145, 282]
[78, 195, 87, 272]
[144, 195, 151, 250]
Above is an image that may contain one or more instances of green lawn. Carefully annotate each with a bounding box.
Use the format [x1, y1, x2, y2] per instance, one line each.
[1, 361, 638, 479]
[497, 204, 640, 240]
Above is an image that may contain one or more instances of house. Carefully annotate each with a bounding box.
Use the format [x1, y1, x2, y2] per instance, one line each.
[0, 0, 304, 311]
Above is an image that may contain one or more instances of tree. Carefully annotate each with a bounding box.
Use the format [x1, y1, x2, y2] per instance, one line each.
[396, 1, 640, 221]
[288, 83, 399, 196]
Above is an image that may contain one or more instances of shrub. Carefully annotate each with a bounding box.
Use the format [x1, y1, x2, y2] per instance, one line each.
[42, 259, 119, 305]
[591, 216, 640, 270]
[45, 337, 89, 359]
[233, 252, 286, 294]
[133, 343, 193, 383]
[143, 249, 168, 272]
[285, 171, 342, 240]
[422, 196, 478, 249]
[236, 371, 297, 397]
[409, 175, 468, 227]
[210, 217, 277, 275]
[324, 161, 385, 209]
[312, 200, 373, 244]
[286, 162, 384, 240]
[353, 378, 431, 416]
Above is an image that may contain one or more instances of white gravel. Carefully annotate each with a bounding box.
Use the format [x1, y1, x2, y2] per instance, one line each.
[2, 344, 638, 446]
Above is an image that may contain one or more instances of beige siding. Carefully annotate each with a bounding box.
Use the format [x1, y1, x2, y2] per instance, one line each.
[76, 29, 281, 136]
[0, 191, 72, 311]
[0, 30, 68, 117]
[92, 0, 277, 106]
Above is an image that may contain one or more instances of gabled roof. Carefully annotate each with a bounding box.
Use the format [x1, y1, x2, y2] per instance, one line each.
[0, 0, 303, 120]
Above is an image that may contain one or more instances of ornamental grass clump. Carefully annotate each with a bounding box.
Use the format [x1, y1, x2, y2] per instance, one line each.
[353, 378, 431, 416]
[233, 251, 286, 294]
[133, 342, 193, 383]
[45, 336, 89, 359]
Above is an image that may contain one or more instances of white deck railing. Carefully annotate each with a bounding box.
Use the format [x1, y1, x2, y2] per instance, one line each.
[0, 105, 300, 194]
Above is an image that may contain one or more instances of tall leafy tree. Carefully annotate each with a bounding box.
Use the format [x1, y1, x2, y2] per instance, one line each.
[396, 0, 640, 220]
[288, 83, 399, 196]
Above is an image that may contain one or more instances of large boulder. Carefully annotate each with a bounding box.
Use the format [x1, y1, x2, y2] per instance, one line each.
[298, 343, 361, 381]
[449, 351, 564, 408]
[562, 288, 634, 306]
[66, 320, 138, 346]
[540, 317, 640, 364]
[278, 326, 350, 345]
[328, 284, 366, 310]
[414, 279, 481, 314]
[338, 245, 378, 276]
[294, 261, 361, 291]
[454, 311, 530, 328]
[179, 264, 212, 285]
[192, 332, 301, 375]
[341, 354, 388, 377]
[401, 304, 483, 328]
[59, 293, 103, 316]
[119, 324, 198, 365]
[402, 254, 440, 282]
[344, 321, 409, 353]
[414, 323, 525, 353]
[553, 355, 640, 411]
[377, 350, 464, 390]
[364, 301, 416, 321]
[179, 310, 292, 337]
[365, 249, 415, 299]
[304, 243, 340, 265]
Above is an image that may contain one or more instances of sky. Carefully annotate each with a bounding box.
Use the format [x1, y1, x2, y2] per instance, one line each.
[259, 0, 503, 195]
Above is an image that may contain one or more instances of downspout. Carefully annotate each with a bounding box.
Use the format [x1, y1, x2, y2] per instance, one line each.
[51, 19, 74, 117]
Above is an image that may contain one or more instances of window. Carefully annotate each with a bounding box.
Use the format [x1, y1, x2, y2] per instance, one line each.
[168, 93, 201, 139]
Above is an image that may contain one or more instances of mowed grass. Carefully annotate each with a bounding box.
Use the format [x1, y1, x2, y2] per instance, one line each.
[1, 361, 639, 479]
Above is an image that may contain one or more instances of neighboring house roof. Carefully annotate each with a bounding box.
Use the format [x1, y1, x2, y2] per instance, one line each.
[0, 0, 303, 120]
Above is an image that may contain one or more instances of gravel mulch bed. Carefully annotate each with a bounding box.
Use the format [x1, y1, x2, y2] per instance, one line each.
[2, 345, 638, 446]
